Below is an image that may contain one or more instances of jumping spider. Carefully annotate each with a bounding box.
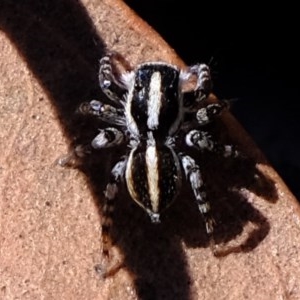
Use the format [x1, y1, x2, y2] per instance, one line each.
[60, 52, 238, 275]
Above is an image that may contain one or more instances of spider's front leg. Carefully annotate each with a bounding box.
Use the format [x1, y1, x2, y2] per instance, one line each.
[190, 63, 212, 103]
[182, 63, 229, 122]
[99, 53, 130, 105]
[182, 63, 212, 109]
[180, 154, 215, 237]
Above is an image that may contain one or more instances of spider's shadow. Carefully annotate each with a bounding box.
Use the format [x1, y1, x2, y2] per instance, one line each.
[175, 128, 277, 251]
[0, 2, 277, 300]
[0, 1, 191, 299]
[83, 109, 278, 299]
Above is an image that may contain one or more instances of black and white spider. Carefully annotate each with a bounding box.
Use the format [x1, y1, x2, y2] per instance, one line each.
[61, 52, 238, 268]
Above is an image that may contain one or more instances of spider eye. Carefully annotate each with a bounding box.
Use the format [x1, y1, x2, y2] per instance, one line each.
[135, 70, 148, 90]
[138, 70, 147, 82]
[135, 82, 143, 91]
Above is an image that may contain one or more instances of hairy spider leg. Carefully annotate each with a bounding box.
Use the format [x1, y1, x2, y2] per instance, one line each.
[190, 63, 212, 103]
[181, 63, 212, 109]
[196, 101, 228, 125]
[78, 100, 126, 126]
[185, 129, 239, 158]
[57, 126, 126, 167]
[100, 158, 127, 274]
[56, 144, 92, 167]
[180, 154, 215, 236]
[99, 54, 128, 105]
[91, 127, 125, 149]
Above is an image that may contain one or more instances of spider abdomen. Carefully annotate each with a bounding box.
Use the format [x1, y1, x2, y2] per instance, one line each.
[125, 142, 182, 222]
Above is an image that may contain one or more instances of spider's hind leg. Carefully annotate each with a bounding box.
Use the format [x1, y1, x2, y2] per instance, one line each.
[57, 144, 92, 168]
[98, 157, 127, 278]
[180, 154, 215, 239]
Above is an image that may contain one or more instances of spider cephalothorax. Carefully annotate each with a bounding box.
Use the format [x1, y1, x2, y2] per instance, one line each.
[65, 52, 238, 272]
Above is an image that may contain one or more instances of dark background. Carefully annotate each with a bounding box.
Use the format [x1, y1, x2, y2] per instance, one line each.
[125, 1, 300, 200]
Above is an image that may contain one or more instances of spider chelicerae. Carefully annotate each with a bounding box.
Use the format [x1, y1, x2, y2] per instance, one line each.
[60, 52, 238, 275]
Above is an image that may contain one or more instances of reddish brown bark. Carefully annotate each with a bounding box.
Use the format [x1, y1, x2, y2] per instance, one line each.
[1, 1, 300, 299]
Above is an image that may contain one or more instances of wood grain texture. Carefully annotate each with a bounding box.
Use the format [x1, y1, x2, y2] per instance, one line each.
[1, 1, 300, 299]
